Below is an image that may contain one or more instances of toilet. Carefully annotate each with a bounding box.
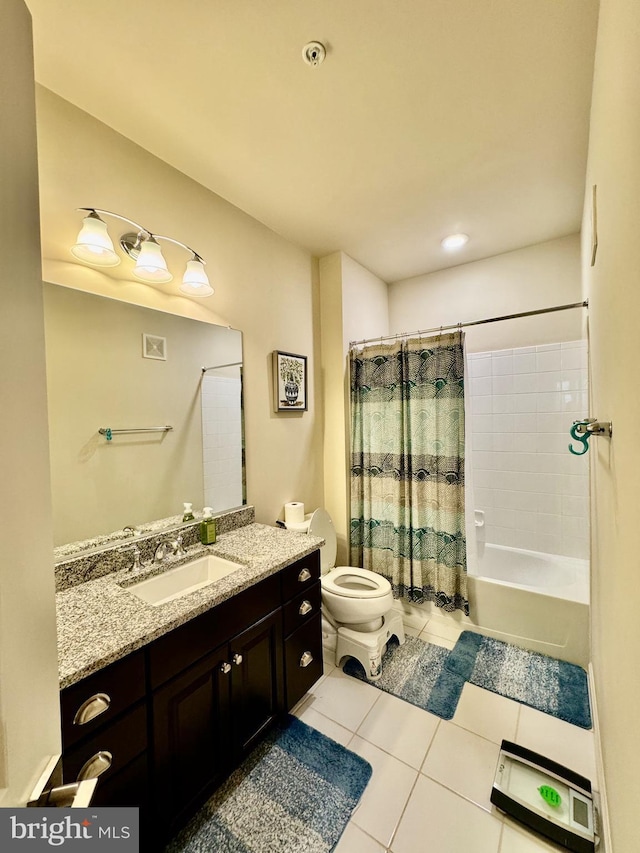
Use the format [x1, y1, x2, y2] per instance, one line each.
[286, 508, 405, 680]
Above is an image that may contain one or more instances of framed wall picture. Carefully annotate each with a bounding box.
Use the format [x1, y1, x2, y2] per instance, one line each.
[272, 351, 307, 412]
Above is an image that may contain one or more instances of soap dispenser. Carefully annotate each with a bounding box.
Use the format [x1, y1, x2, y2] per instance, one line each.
[182, 502, 195, 522]
[200, 507, 216, 545]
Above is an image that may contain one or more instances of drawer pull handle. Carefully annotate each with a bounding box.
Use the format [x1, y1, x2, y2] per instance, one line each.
[220, 662, 231, 674]
[76, 751, 113, 782]
[232, 653, 243, 666]
[299, 651, 313, 668]
[73, 693, 111, 726]
[298, 600, 313, 616]
[298, 568, 312, 583]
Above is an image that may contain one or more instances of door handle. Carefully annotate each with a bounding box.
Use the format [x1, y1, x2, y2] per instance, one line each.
[299, 651, 313, 668]
[232, 653, 243, 665]
[298, 600, 313, 616]
[220, 661, 231, 674]
[298, 568, 312, 583]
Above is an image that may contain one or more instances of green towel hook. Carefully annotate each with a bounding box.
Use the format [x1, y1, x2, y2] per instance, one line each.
[569, 421, 590, 455]
[569, 418, 613, 455]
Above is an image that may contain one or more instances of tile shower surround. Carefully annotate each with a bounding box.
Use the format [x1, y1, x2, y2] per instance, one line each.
[468, 341, 589, 559]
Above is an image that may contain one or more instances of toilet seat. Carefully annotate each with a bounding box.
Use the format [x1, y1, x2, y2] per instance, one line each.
[322, 566, 392, 599]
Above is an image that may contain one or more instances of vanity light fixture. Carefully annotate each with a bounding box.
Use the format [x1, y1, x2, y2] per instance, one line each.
[71, 208, 214, 297]
[441, 233, 469, 251]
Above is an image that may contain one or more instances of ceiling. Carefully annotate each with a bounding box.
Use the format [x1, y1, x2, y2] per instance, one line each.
[25, 0, 599, 283]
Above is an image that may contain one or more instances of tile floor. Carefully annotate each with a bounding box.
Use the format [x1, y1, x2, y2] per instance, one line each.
[292, 609, 598, 853]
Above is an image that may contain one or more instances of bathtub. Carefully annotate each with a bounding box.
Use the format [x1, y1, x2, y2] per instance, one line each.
[467, 543, 589, 667]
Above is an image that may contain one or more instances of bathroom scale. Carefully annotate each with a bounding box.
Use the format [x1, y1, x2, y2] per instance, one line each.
[491, 740, 597, 853]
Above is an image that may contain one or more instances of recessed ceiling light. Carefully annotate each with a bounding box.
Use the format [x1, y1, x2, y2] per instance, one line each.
[441, 233, 469, 250]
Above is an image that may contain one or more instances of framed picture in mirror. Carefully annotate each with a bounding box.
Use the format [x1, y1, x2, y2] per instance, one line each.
[273, 351, 307, 412]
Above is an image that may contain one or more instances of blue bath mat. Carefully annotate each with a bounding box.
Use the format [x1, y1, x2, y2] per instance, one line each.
[446, 631, 592, 729]
[165, 715, 372, 853]
[343, 635, 466, 720]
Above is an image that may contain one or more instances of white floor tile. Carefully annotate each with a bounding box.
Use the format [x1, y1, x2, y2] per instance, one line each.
[403, 625, 421, 638]
[293, 705, 354, 747]
[334, 823, 387, 853]
[423, 616, 464, 643]
[421, 720, 501, 812]
[417, 629, 456, 650]
[500, 821, 560, 852]
[515, 706, 597, 784]
[307, 669, 380, 731]
[322, 649, 336, 675]
[453, 683, 520, 744]
[347, 735, 419, 848]
[392, 600, 429, 631]
[391, 775, 503, 853]
[356, 691, 440, 769]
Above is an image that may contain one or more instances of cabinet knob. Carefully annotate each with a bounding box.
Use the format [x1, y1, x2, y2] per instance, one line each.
[299, 651, 314, 668]
[232, 653, 243, 666]
[298, 568, 312, 583]
[76, 751, 113, 782]
[220, 662, 231, 674]
[298, 600, 313, 616]
[73, 693, 111, 726]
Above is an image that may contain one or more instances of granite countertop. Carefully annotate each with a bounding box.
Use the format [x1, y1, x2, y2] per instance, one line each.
[57, 523, 323, 690]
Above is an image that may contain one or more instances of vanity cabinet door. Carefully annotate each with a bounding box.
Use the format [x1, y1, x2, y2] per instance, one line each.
[230, 607, 283, 758]
[151, 641, 232, 837]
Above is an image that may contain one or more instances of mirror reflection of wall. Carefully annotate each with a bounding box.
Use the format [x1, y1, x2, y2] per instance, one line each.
[201, 365, 244, 512]
[43, 283, 244, 546]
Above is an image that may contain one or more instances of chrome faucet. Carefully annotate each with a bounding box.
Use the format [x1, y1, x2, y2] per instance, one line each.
[154, 534, 186, 563]
[120, 544, 143, 573]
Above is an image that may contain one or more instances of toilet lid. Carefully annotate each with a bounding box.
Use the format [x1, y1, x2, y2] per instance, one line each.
[308, 508, 337, 573]
[322, 566, 392, 599]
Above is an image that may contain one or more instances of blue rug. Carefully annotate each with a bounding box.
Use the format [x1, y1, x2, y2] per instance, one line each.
[446, 631, 592, 729]
[165, 715, 372, 853]
[343, 635, 466, 720]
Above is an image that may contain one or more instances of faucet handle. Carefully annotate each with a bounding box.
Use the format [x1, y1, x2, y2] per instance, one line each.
[175, 534, 186, 556]
[119, 544, 143, 573]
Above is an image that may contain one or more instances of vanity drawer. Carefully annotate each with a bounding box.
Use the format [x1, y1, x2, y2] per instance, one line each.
[280, 551, 321, 601]
[61, 650, 146, 749]
[148, 573, 280, 689]
[283, 582, 321, 638]
[62, 701, 147, 787]
[284, 615, 323, 709]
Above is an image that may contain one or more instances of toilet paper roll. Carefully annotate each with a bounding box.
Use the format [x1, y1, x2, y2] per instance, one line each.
[284, 520, 311, 533]
[284, 502, 305, 524]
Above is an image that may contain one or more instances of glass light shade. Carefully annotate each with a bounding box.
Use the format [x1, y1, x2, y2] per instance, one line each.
[441, 233, 469, 250]
[71, 215, 120, 267]
[180, 259, 214, 297]
[133, 238, 173, 283]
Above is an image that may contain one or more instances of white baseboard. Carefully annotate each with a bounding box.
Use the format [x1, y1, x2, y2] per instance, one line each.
[589, 663, 612, 852]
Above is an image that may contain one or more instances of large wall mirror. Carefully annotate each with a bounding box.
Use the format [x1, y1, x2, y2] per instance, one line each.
[43, 283, 245, 547]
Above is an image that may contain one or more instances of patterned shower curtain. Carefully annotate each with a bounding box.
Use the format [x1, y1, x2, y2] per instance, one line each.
[350, 332, 468, 614]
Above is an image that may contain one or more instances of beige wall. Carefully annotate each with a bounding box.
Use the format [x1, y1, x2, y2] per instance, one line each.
[389, 234, 584, 351]
[0, 0, 60, 805]
[35, 87, 324, 531]
[320, 252, 388, 562]
[581, 1, 640, 848]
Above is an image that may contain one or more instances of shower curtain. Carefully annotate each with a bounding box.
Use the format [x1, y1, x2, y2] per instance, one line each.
[350, 332, 468, 614]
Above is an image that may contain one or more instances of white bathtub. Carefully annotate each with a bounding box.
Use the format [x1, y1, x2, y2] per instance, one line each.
[467, 543, 590, 667]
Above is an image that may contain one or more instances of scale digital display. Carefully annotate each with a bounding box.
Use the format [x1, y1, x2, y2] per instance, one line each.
[491, 740, 597, 853]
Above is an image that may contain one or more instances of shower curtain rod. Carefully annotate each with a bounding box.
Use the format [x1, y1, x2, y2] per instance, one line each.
[349, 300, 589, 348]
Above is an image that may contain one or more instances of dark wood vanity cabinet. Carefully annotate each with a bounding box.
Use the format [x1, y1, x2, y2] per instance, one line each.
[59, 650, 150, 811]
[60, 549, 321, 847]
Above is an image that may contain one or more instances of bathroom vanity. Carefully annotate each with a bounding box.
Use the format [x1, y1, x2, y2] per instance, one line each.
[55, 520, 323, 847]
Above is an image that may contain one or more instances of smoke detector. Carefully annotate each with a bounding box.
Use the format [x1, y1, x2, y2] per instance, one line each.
[302, 41, 326, 67]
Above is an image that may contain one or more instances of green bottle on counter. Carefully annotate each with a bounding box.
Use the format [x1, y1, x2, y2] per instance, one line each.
[200, 507, 216, 544]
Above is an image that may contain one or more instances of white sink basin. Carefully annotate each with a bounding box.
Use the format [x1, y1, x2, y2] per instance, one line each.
[126, 554, 242, 606]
